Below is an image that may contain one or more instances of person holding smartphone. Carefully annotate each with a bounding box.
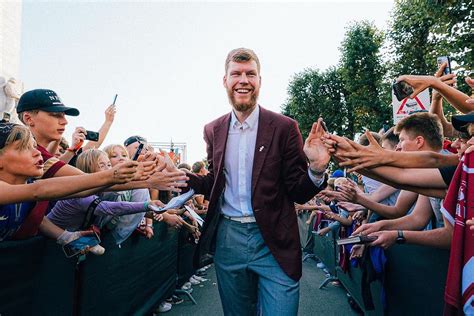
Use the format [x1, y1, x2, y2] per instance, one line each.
[49, 103, 117, 165]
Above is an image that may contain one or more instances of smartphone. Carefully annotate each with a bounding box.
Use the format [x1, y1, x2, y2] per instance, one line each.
[62, 232, 101, 258]
[112, 94, 118, 105]
[85, 130, 100, 142]
[132, 142, 144, 161]
[437, 56, 452, 75]
[392, 80, 414, 101]
[321, 120, 328, 132]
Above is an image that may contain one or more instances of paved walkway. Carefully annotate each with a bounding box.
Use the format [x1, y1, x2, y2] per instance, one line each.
[164, 259, 356, 315]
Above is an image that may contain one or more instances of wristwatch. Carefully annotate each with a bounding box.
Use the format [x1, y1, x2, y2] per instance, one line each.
[396, 230, 406, 244]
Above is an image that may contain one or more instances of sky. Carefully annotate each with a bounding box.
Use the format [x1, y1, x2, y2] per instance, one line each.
[21, 0, 394, 163]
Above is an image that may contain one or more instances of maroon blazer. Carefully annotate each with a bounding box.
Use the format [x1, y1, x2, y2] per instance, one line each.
[188, 106, 322, 281]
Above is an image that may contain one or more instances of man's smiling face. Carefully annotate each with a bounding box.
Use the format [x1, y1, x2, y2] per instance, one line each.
[223, 60, 261, 113]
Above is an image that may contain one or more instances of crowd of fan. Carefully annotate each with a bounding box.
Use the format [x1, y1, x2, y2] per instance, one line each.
[1, 61, 474, 314]
[0, 89, 213, 312]
[296, 63, 474, 314]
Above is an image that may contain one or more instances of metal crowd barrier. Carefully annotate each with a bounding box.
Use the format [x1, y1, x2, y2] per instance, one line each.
[0, 222, 178, 315]
[308, 227, 449, 315]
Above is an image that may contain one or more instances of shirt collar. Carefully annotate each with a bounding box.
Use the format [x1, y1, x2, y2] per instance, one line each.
[230, 105, 260, 130]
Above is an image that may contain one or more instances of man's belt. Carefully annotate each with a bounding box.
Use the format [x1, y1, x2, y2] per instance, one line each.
[222, 215, 257, 223]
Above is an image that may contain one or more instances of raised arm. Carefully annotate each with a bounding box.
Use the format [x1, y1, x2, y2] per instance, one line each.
[351, 190, 418, 219]
[398, 74, 473, 114]
[0, 161, 137, 205]
[83, 104, 116, 150]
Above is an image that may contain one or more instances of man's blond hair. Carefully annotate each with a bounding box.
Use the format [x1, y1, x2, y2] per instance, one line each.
[225, 48, 261, 74]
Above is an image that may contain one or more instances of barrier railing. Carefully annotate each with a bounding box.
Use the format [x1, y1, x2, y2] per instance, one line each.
[308, 226, 449, 315]
[0, 222, 178, 315]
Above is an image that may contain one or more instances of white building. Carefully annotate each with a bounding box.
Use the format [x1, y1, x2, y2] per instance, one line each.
[0, 1, 22, 80]
[0, 0, 23, 121]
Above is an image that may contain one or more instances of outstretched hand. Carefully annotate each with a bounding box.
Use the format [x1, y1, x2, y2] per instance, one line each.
[303, 118, 330, 172]
[338, 130, 388, 172]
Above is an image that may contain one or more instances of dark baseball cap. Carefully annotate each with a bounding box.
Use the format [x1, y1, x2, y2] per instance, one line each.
[17, 89, 80, 116]
[124, 135, 147, 147]
[452, 112, 474, 134]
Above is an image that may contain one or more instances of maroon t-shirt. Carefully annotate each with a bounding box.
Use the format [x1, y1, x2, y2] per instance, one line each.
[37, 144, 66, 179]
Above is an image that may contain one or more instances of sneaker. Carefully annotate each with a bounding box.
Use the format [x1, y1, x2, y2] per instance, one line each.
[331, 280, 341, 287]
[155, 302, 172, 313]
[192, 275, 208, 282]
[189, 275, 201, 285]
[165, 295, 184, 305]
[196, 267, 207, 274]
[181, 282, 192, 291]
[317, 262, 326, 269]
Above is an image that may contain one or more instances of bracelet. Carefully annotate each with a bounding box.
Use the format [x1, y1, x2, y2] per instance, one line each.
[144, 201, 149, 211]
[146, 224, 154, 229]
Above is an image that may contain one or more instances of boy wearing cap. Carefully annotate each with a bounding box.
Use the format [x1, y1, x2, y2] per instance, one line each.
[16, 89, 187, 188]
[17, 89, 79, 178]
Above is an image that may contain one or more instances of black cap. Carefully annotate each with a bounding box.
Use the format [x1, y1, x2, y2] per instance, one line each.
[124, 135, 147, 147]
[0, 123, 21, 149]
[17, 89, 80, 116]
[452, 113, 474, 133]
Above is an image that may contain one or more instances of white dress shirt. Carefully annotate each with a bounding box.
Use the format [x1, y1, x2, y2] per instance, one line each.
[221, 106, 259, 217]
[220, 105, 325, 218]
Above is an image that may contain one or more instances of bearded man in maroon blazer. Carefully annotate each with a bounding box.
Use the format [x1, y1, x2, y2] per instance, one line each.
[179, 48, 330, 315]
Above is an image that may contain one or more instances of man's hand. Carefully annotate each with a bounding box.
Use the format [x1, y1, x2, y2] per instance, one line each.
[352, 221, 383, 236]
[467, 217, 474, 231]
[396, 75, 440, 99]
[145, 226, 154, 239]
[159, 149, 181, 173]
[350, 244, 365, 259]
[338, 201, 366, 213]
[146, 168, 189, 192]
[465, 137, 474, 155]
[104, 104, 116, 123]
[368, 231, 397, 249]
[71, 127, 87, 150]
[134, 155, 158, 181]
[303, 118, 330, 173]
[110, 161, 139, 184]
[162, 213, 185, 229]
[338, 131, 389, 172]
[295, 203, 305, 211]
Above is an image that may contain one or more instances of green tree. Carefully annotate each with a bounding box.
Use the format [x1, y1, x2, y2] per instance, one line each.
[387, 0, 473, 119]
[282, 67, 348, 138]
[388, 0, 473, 91]
[339, 21, 392, 133]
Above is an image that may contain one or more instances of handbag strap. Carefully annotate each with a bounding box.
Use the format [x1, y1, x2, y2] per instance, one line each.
[81, 198, 101, 230]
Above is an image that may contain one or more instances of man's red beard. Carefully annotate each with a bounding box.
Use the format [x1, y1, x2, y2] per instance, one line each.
[227, 89, 259, 112]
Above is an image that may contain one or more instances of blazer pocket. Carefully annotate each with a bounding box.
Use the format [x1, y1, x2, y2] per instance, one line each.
[265, 155, 282, 166]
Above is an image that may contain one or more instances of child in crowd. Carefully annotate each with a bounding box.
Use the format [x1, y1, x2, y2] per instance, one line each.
[103, 144, 155, 242]
[47, 149, 164, 252]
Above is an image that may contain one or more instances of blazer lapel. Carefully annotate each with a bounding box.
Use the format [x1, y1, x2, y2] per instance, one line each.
[252, 107, 275, 195]
[213, 113, 231, 176]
